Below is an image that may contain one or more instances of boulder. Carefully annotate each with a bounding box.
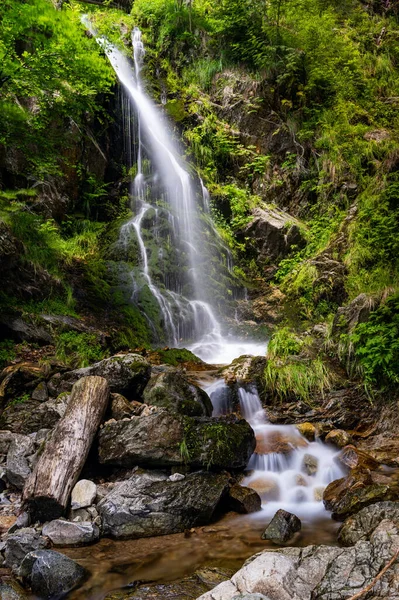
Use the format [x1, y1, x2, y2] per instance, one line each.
[98, 470, 230, 539]
[261, 509, 301, 544]
[198, 520, 399, 599]
[325, 429, 351, 448]
[4, 528, 47, 574]
[0, 581, 29, 599]
[19, 549, 87, 598]
[221, 356, 267, 389]
[98, 410, 255, 470]
[71, 480, 97, 510]
[338, 445, 379, 470]
[227, 484, 262, 514]
[0, 394, 68, 435]
[338, 501, 399, 546]
[109, 392, 143, 420]
[0, 430, 16, 455]
[242, 206, 305, 262]
[296, 422, 316, 441]
[47, 353, 151, 399]
[6, 435, 34, 488]
[143, 370, 212, 417]
[42, 519, 99, 546]
[31, 381, 49, 402]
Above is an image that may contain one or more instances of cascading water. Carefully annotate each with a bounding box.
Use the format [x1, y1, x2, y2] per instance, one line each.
[83, 19, 267, 364]
[206, 379, 346, 520]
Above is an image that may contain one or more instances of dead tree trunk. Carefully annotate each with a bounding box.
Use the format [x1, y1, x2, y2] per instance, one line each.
[23, 376, 109, 522]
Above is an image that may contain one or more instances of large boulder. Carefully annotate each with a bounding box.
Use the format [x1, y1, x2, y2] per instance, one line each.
[0, 394, 68, 434]
[241, 206, 305, 262]
[98, 470, 230, 539]
[142, 370, 212, 417]
[4, 528, 48, 574]
[47, 353, 151, 399]
[42, 519, 99, 546]
[19, 549, 87, 598]
[261, 509, 301, 544]
[197, 519, 399, 599]
[338, 501, 399, 546]
[98, 409, 255, 470]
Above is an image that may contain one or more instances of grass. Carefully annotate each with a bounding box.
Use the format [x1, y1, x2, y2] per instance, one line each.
[55, 331, 108, 368]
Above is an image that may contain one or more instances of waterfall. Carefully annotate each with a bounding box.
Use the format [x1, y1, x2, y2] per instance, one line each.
[206, 380, 346, 519]
[83, 19, 267, 363]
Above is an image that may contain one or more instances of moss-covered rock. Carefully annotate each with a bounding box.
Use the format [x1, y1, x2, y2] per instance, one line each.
[143, 370, 213, 417]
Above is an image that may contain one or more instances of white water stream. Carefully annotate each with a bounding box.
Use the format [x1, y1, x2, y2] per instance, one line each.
[206, 380, 345, 520]
[83, 19, 266, 364]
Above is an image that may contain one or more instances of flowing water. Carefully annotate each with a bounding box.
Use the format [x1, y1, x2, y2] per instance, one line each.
[83, 19, 266, 364]
[206, 379, 346, 519]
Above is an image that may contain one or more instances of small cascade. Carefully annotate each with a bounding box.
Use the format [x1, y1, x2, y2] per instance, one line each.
[82, 17, 267, 364]
[207, 380, 346, 519]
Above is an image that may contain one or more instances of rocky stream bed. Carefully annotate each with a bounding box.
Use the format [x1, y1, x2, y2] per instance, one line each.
[1, 351, 399, 600]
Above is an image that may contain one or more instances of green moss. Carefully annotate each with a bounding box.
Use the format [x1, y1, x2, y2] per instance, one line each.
[55, 331, 108, 368]
[0, 340, 16, 370]
[155, 348, 202, 366]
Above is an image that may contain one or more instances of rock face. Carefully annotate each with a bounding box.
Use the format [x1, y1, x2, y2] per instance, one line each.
[338, 501, 399, 546]
[48, 353, 151, 399]
[143, 370, 213, 417]
[4, 528, 48, 574]
[71, 480, 97, 510]
[198, 519, 399, 599]
[20, 549, 87, 598]
[242, 206, 305, 262]
[42, 519, 100, 546]
[261, 509, 301, 544]
[98, 470, 230, 539]
[98, 409, 255, 470]
[227, 484, 262, 514]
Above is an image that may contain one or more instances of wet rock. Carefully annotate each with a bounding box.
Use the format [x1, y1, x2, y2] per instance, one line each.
[302, 454, 318, 476]
[4, 528, 47, 574]
[338, 445, 379, 470]
[71, 480, 97, 510]
[296, 422, 316, 441]
[98, 470, 230, 539]
[242, 206, 305, 262]
[261, 509, 301, 544]
[143, 370, 212, 417]
[42, 519, 99, 546]
[199, 519, 399, 599]
[47, 353, 151, 399]
[19, 549, 87, 597]
[31, 381, 49, 402]
[325, 429, 351, 448]
[338, 501, 399, 546]
[221, 356, 267, 389]
[0, 394, 68, 435]
[227, 484, 262, 514]
[248, 477, 280, 501]
[169, 473, 185, 482]
[0, 581, 29, 599]
[6, 435, 34, 489]
[98, 410, 255, 470]
[313, 487, 325, 502]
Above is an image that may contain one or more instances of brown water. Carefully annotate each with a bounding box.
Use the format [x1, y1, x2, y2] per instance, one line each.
[63, 511, 339, 600]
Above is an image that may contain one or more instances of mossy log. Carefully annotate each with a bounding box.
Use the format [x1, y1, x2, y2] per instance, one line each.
[22, 376, 109, 522]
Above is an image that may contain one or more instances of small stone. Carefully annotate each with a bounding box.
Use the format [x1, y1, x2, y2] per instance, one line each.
[169, 473, 185, 482]
[19, 549, 87, 597]
[295, 474, 307, 487]
[0, 515, 17, 534]
[16, 512, 30, 529]
[42, 519, 100, 546]
[261, 509, 301, 544]
[302, 453, 319, 476]
[31, 381, 49, 402]
[313, 486, 325, 502]
[71, 479, 97, 510]
[228, 484, 262, 514]
[325, 429, 351, 448]
[296, 423, 316, 442]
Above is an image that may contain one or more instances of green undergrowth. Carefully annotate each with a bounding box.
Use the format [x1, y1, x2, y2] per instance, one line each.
[55, 331, 108, 368]
[154, 348, 203, 366]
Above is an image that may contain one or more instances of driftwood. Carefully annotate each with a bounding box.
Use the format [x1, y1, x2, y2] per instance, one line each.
[23, 376, 109, 521]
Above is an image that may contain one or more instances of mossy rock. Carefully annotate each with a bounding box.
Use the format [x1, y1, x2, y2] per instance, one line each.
[143, 370, 213, 417]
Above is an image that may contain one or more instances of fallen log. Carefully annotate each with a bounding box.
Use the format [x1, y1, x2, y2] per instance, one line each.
[23, 376, 109, 522]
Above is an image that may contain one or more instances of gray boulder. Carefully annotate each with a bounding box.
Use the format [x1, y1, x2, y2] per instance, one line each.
[261, 509, 301, 544]
[338, 501, 399, 546]
[0, 394, 68, 435]
[71, 479, 97, 509]
[98, 470, 230, 539]
[4, 528, 47, 574]
[198, 519, 399, 599]
[47, 353, 151, 399]
[6, 435, 34, 488]
[31, 381, 49, 402]
[42, 519, 99, 546]
[98, 409, 255, 470]
[20, 549, 87, 598]
[143, 370, 213, 417]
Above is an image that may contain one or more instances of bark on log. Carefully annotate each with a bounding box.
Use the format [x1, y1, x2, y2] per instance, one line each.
[23, 376, 109, 522]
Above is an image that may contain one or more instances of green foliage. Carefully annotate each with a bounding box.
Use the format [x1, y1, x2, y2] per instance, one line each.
[55, 331, 107, 368]
[267, 326, 303, 358]
[8, 393, 31, 407]
[348, 294, 399, 389]
[265, 355, 334, 403]
[155, 348, 203, 366]
[0, 340, 16, 369]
